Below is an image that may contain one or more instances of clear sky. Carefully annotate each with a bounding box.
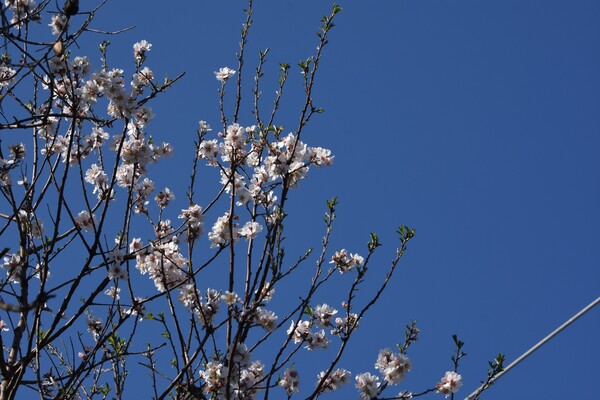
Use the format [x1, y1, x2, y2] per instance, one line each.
[84, 1, 600, 398]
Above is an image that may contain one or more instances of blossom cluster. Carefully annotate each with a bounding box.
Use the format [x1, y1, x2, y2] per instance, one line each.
[287, 320, 330, 350]
[316, 368, 351, 393]
[0, 65, 16, 89]
[131, 227, 187, 292]
[197, 117, 334, 247]
[0, 11, 469, 396]
[4, 0, 40, 27]
[330, 249, 364, 273]
[355, 372, 380, 400]
[278, 365, 300, 394]
[36, 41, 172, 212]
[199, 344, 265, 399]
[207, 211, 264, 248]
[375, 348, 412, 385]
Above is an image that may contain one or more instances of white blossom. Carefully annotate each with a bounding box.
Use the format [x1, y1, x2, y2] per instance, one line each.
[48, 13, 67, 35]
[375, 348, 411, 385]
[214, 67, 236, 82]
[133, 40, 152, 61]
[75, 210, 96, 232]
[355, 372, 380, 400]
[278, 365, 300, 394]
[436, 371, 462, 397]
[313, 303, 338, 327]
[239, 221, 263, 240]
[316, 368, 351, 393]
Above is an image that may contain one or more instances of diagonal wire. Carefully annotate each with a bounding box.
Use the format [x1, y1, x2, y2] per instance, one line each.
[465, 295, 600, 400]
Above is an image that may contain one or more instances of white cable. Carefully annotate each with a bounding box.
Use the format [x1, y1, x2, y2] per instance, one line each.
[465, 295, 600, 400]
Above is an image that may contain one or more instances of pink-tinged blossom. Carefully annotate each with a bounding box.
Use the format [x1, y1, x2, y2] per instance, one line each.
[330, 249, 364, 273]
[255, 308, 277, 332]
[245, 144, 262, 167]
[131, 105, 154, 128]
[224, 123, 246, 149]
[238, 360, 265, 396]
[214, 67, 236, 82]
[104, 286, 121, 300]
[48, 13, 67, 35]
[115, 164, 137, 188]
[179, 204, 205, 241]
[199, 361, 225, 397]
[313, 303, 338, 327]
[239, 221, 263, 240]
[129, 238, 143, 254]
[120, 136, 153, 166]
[154, 219, 175, 239]
[134, 178, 154, 201]
[86, 127, 110, 149]
[131, 67, 154, 94]
[107, 262, 128, 280]
[199, 120, 212, 133]
[0, 65, 16, 88]
[236, 188, 252, 206]
[155, 187, 175, 208]
[0, 320, 9, 332]
[256, 282, 275, 303]
[195, 288, 220, 326]
[133, 40, 152, 61]
[152, 141, 173, 160]
[198, 139, 219, 164]
[107, 249, 128, 280]
[85, 164, 108, 193]
[219, 169, 246, 194]
[75, 210, 96, 232]
[221, 290, 240, 306]
[331, 313, 360, 335]
[355, 372, 381, 400]
[178, 284, 199, 309]
[86, 312, 103, 339]
[71, 56, 91, 77]
[123, 297, 146, 321]
[1, 253, 22, 283]
[108, 249, 125, 265]
[0, 171, 11, 187]
[316, 368, 351, 393]
[309, 146, 334, 166]
[208, 212, 239, 248]
[288, 320, 312, 344]
[436, 371, 462, 397]
[278, 365, 300, 394]
[5, 0, 39, 28]
[36, 116, 58, 141]
[307, 329, 330, 350]
[135, 239, 186, 292]
[29, 217, 44, 239]
[77, 80, 100, 106]
[375, 348, 412, 385]
[228, 342, 252, 367]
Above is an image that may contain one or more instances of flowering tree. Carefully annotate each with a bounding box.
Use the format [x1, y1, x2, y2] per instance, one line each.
[0, 1, 503, 399]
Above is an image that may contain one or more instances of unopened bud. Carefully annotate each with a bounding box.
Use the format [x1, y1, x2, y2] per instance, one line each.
[53, 40, 64, 56]
[63, 0, 79, 17]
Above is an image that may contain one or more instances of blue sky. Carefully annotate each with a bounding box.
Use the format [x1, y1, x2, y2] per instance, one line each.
[83, 1, 600, 398]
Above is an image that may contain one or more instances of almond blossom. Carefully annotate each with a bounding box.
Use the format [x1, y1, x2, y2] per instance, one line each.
[436, 371, 463, 397]
[214, 67, 236, 82]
